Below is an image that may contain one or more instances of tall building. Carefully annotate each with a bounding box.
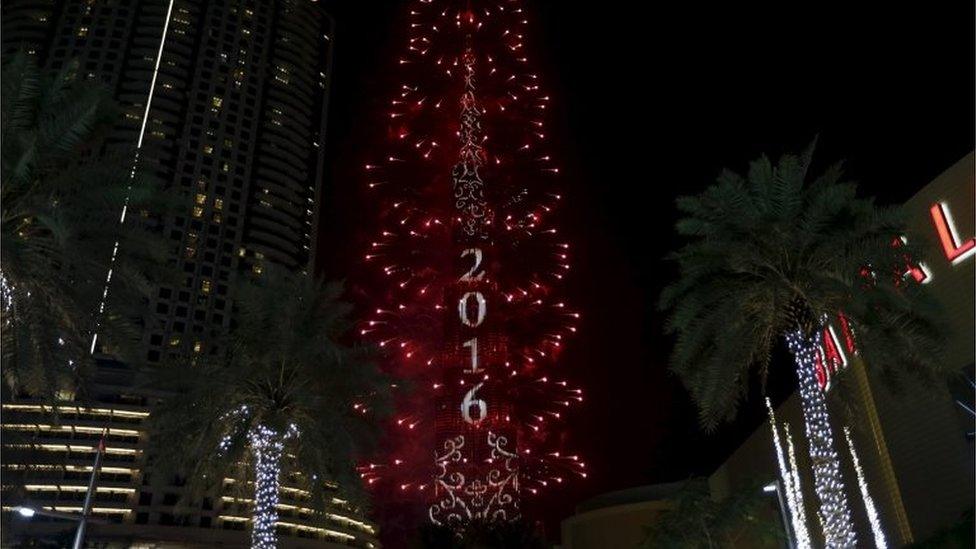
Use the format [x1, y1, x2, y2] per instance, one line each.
[1, 1, 379, 547]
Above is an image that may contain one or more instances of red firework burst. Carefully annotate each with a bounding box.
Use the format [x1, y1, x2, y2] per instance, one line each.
[356, 0, 585, 532]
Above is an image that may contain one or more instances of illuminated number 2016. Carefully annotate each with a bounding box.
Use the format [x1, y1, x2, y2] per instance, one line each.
[458, 291, 486, 327]
[458, 248, 487, 424]
[461, 382, 487, 425]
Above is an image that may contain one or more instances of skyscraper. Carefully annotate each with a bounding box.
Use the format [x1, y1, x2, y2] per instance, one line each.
[355, 1, 584, 537]
[1, 1, 378, 546]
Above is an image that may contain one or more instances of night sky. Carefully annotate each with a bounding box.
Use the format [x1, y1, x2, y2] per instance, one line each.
[316, 0, 974, 539]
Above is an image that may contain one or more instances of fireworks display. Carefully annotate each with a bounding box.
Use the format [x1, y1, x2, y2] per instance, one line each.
[356, 0, 584, 529]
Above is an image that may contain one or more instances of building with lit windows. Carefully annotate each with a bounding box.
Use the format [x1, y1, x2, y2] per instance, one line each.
[1, 1, 379, 547]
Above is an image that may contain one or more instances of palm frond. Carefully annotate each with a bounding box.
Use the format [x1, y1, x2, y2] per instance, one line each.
[146, 267, 394, 517]
[1, 51, 172, 399]
[660, 142, 947, 427]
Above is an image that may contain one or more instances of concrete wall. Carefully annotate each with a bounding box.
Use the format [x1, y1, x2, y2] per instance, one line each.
[869, 152, 975, 540]
[560, 500, 671, 549]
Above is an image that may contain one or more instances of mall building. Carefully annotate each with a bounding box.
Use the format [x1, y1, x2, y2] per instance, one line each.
[561, 153, 975, 548]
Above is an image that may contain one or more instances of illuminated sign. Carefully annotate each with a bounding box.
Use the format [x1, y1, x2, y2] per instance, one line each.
[895, 236, 931, 285]
[930, 202, 976, 264]
[816, 196, 973, 392]
[815, 314, 857, 392]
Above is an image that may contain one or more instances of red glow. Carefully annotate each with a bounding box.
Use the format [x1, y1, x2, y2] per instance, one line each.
[357, 0, 583, 529]
[930, 202, 976, 263]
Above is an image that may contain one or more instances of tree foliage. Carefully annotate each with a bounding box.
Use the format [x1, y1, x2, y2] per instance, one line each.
[1, 52, 169, 401]
[660, 143, 947, 428]
[146, 267, 393, 512]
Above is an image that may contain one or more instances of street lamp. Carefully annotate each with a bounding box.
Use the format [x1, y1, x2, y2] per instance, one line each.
[12, 506, 101, 522]
[14, 506, 35, 518]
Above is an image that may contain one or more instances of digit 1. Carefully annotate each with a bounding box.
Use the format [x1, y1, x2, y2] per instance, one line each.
[463, 338, 480, 373]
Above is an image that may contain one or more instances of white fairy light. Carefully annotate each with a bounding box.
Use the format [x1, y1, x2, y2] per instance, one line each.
[214, 405, 301, 549]
[1, 274, 13, 320]
[844, 426, 887, 549]
[786, 328, 856, 548]
[783, 422, 811, 542]
[248, 424, 284, 549]
[766, 398, 811, 549]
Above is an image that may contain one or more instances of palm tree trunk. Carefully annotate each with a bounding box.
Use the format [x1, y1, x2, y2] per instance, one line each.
[249, 425, 284, 549]
[786, 328, 856, 548]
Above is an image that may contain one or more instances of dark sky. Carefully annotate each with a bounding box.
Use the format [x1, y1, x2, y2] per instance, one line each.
[316, 0, 974, 539]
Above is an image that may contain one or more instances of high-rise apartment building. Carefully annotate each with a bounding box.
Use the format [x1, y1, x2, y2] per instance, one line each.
[0, 1, 378, 546]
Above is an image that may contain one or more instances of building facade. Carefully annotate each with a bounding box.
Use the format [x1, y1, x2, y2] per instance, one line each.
[559, 484, 680, 549]
[1, 1, 379, 546]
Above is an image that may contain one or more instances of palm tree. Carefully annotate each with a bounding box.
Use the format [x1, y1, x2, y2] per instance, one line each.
[1, 52, 167, 401]
[147, 268, 393, 549]
[660, 144, 946, 547]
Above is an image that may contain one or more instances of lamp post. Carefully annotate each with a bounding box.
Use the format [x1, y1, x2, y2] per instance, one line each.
[765, 480, 796, 549]
[15, 431, 107, 549]
[71, 431, 106, 549]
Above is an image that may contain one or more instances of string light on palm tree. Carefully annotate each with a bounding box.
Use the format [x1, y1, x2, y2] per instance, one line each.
[844, 426, 887, 549]
[148, 270, 391, 549]
[766, 398, 811, 549]
[785, 328, 856, 547]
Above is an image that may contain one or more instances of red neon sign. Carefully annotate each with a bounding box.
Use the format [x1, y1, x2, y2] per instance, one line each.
[893, 236, 931, 284]
[816, 316, 856, 392]
[814, 196, 972, 392]
[930, 202, 976, 264]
